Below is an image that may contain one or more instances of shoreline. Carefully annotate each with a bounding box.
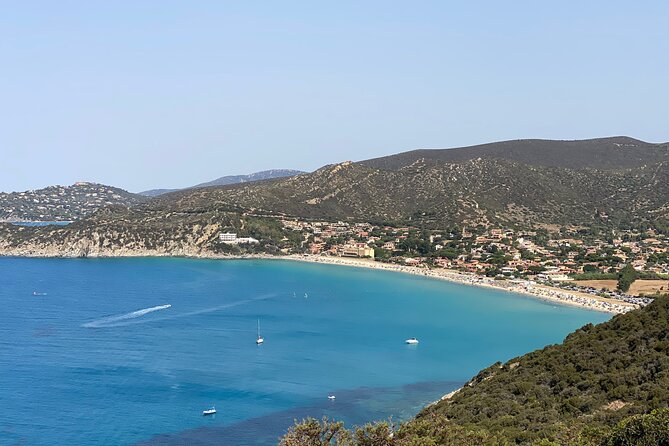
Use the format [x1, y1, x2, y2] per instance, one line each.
[278, 254, 636, 315]
[0, 251, 636, 314]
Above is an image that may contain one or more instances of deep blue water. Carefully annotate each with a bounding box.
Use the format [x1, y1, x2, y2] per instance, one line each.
[0, 258, 610, 445]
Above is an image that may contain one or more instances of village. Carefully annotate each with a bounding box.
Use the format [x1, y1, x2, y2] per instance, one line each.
[266, 218, 669, 304]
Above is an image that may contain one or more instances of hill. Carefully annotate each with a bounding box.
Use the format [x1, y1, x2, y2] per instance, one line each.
[138, 169, 305, 196]
[144, 156, 669, 229]
[192, 169, 305, 188]
[1, 137, 668, 256]
[0, 182, 147, 222]
[280, 297, 669, 445]
[360, 136, 669, 171]
[138, 188, 178, 197]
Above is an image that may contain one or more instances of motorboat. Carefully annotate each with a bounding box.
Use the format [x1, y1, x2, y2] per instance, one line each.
[202, 406, 216, 416]
[256, 318, 264, 345]
[405, 337, 419, 345]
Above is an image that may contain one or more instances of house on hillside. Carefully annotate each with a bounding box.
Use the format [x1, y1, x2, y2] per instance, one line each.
[219, 232, 259, 245]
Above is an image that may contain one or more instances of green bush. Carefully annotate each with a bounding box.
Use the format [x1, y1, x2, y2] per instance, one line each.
[606, 409, 669, 446]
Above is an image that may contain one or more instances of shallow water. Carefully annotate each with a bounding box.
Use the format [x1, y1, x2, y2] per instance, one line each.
[0, 257, 610, 445]
[8, 221, 72, 227]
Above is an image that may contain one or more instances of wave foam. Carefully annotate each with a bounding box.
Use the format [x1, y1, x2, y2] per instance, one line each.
[82, 293, 275, 328]
[82, 304, 172, 328]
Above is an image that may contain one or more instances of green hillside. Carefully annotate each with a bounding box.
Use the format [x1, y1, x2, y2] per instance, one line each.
[2, 137, 668, 255]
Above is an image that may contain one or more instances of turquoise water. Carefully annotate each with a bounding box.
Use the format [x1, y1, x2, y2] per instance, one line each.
[0, 258, 610, 445]
[9, 221, 72, 226]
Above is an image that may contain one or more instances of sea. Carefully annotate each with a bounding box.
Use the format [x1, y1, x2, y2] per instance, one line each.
[9, 221, 72, 227]
[0, 257, 610, 445]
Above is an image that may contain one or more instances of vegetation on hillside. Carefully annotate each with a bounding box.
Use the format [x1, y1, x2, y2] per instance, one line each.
[360, 137, 669, 171]
[0, 182, 146, 222]
[138, 157, 669, 230]
[2, 138, 669, 255]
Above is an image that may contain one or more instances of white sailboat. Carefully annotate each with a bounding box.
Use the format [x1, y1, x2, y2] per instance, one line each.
[256, 318, 264, 345]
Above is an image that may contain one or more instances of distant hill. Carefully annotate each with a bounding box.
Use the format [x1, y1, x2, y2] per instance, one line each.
[0, 182, 147, 222]
[145, 154, 669, 229]
[137, 188, 178, 198]
[1, 137, 668, 256]
[192, 169, 305, 188]
[360, 136, 669, 171]
[138, 169, 305, 196]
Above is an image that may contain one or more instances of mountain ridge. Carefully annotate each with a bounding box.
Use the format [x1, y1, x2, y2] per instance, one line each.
[141, 154, 669, 229]
[138, 169, 305, 197]
[360, 136, 669, 171]
[1, 136, 668, 256]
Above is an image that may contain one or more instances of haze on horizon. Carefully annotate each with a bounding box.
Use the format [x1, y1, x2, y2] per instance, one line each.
[1, 1, 667, 193]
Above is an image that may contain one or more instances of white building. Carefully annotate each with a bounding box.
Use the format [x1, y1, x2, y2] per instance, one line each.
[220, 232, 237, 243]
[219, 232, 259, 245]
[235, 237, 259, 245]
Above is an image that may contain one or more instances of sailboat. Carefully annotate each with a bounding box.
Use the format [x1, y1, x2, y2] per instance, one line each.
[256, 318, 264, 345]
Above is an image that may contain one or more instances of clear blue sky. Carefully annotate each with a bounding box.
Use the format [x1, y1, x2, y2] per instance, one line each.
[1, 1, 667, 193]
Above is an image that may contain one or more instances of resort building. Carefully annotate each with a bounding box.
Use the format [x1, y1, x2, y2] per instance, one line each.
[219, 232, 237, 242]
[340, 244, 375, 259]
[219, 232, 259, 245]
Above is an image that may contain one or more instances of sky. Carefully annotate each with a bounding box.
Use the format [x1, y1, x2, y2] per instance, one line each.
[1, 1, 668, 193]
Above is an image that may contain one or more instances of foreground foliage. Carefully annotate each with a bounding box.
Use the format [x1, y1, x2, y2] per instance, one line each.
[281, 298, 669, 445]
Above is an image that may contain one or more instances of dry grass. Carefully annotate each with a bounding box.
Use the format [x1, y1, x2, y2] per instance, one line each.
[575, 280, 618, 290]
[630, 280, 669, 296]
[575, 279, 669, 296]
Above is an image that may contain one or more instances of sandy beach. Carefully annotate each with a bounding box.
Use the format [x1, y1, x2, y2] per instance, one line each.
[278, 254, 637, 314]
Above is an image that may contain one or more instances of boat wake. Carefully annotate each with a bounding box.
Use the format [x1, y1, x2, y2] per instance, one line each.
[82, 294, 276, 328]
[82, 304, 172, 328]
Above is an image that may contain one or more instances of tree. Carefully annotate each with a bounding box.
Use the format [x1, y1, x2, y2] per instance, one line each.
[606, 409, 669, 446]
[374, 247, 391, 260]
[280, 417, 352, 446]
[354, 421, 395, 446]
[617, 264, 638, 292]
[529, 265, 546, 273]
[583, 264, 598, 273]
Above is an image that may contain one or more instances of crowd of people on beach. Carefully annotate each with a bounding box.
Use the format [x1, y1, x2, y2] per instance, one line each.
[291, 254, 637, 314]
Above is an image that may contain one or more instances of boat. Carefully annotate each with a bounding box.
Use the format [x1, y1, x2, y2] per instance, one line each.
[256, 318, 264, 345]
[32, 291, 47, 296]
[304, 292, 308, 298]
[202, 406, 216, 416]
[328, 395, 336, 400]
[405, 337, 419, 345]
